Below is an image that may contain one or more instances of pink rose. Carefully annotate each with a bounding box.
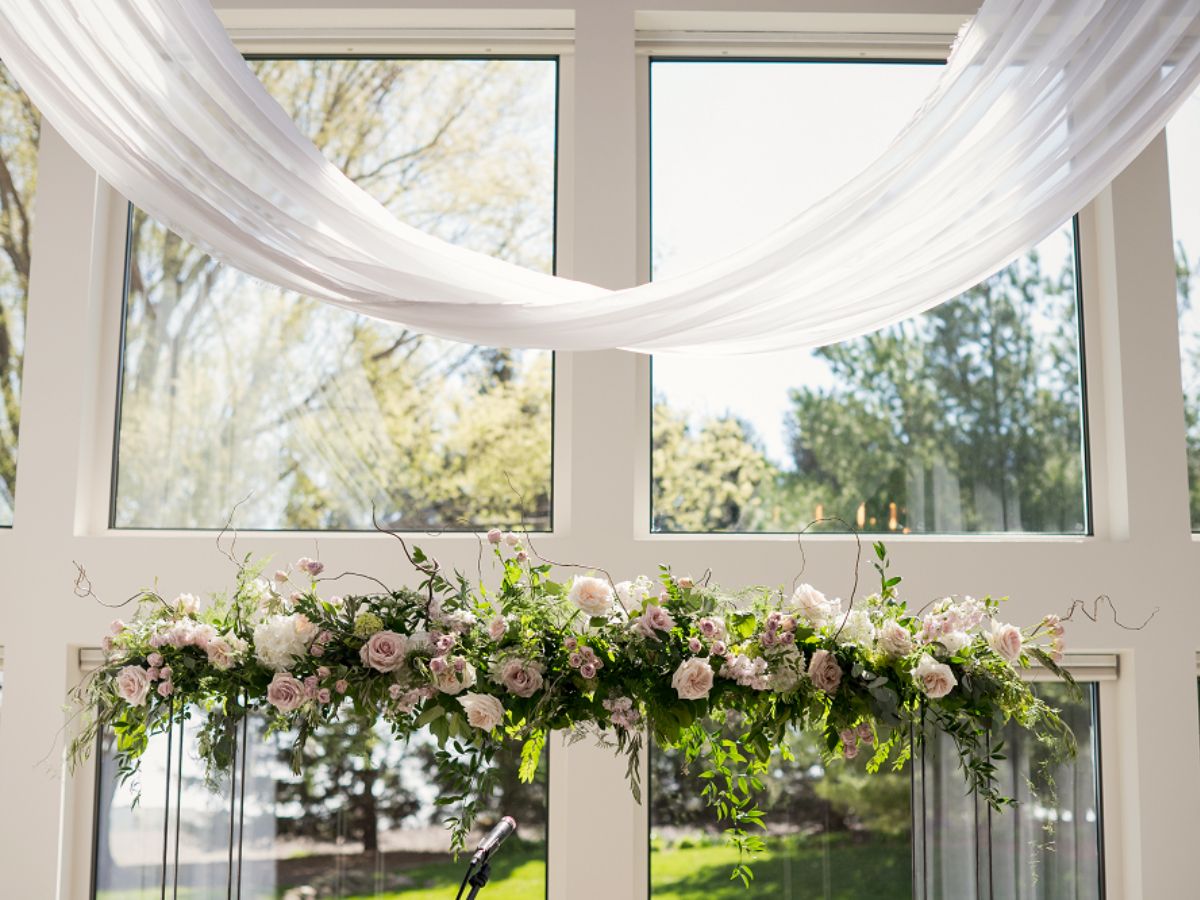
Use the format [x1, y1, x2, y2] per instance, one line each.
[487, 528, 503, 544]
[429, 656, 447, 675]
[317, 689, 331, 704]
[109, 620, 126, 635]
[359, 630, 408, 673]
[987, 621, 1023, 663]
[580, 662, 597, 679]
[913, 653, 957, 699]
[712, 641, 727, 657]
[317, 666, 330, 678]
[147, 652, 163, 668]
[633, 604, 676, 640]
[296, 557, 324, 577]
[808, 650, 843, 695]
[688, 637, 702, 653]
[698, 617, 726, 641]
[496, 658, 544, 698]
[159, 666, 173, 681]
[335, 679, 349, 694]
[488, 615, 507, 642]
[157, 681, 174, 698]
[116, 666, 151, 706]
[671, 657, 715, 701]
[266, 673, 306, 712]
[274, 569, 290, 583]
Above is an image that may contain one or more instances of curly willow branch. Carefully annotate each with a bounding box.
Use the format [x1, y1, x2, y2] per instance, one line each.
[790, 517, 863, 643]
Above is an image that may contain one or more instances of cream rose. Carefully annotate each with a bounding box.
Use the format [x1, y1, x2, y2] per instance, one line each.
[116, 666, 151, 706]
[359, 630, 408, 673]
[433, 659, 478, 695]
[569, 576, 614, 617]
[987, 620, 1023, 663]
[808, 649, 843, 695]
[459, 692, 505, 731]
[671, 657, 715, 700]
[206, 633, 247, 671]
[791, 584, 840, 629]
[913, 653, 957, 699]
[266, 673, 306, 712]
[877, 619, 915, 657]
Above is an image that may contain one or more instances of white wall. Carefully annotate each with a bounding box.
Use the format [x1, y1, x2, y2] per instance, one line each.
[0, 2, 1197, 898]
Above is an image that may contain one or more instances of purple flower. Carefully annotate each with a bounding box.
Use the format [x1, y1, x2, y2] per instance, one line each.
[297, 557, 325, 577]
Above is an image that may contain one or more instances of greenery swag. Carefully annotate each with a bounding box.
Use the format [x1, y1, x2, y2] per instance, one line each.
[69, 532, 1075, 885]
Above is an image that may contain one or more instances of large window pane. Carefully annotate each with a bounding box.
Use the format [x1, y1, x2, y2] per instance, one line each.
[651, 729, 911, 899]
[650, 61, 1088, 535]
[112, 58, 557, 530]
[1167, 88, 1200, 529]
[0, 62, 40, 526]
[650, 684, 1102, 899]
[92, 713, 548, 898]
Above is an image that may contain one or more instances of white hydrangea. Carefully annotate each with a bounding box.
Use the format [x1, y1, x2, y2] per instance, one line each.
[253, 613, 318, 672]
[835, 609, 876, 648]
[615, 575, 655, 612]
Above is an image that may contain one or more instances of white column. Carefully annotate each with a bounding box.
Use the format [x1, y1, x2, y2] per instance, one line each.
[549, 3, 649, 899]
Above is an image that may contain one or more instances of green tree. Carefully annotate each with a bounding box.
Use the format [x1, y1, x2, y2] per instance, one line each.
[651, 404, 779, 532]
[0, 63, 40, 521]
[784, 247, 1085, 534]
[114, 58, 555, 529]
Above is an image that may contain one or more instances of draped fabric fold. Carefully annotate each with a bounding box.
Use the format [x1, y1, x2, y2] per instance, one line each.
[0, 0, 1198, 353]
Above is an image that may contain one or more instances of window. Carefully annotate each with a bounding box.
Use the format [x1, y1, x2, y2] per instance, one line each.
[92, 712, 548, 898]
[649, 684, 1102, 899]
[0, 62, 40, 526]
[650, 60, 1088, 535]
[111, 58, 557, 531]
[1167, 88, 1200, 530]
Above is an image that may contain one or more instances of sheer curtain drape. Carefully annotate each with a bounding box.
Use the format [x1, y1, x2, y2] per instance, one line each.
[0, 0, 1198, 353]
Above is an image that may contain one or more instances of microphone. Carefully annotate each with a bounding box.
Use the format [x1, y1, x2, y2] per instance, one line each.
[470, 816, 517, 867]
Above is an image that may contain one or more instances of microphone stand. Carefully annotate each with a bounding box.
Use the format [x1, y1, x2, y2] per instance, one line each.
[454, 858, 493, 900]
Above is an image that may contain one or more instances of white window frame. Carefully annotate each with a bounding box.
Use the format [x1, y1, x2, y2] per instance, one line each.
[1, 3, 1197, 899]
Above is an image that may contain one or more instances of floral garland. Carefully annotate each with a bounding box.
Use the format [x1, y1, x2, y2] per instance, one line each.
[70, 532, 1074, 883]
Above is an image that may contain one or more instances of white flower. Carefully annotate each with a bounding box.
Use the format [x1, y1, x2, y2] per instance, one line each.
[254, 614, 318, 672]
[791, 584, 840, 629]
[569, 576, 614, 617]
[987, 620, 1023, 663]
[835, 609, 876, 647]
[671, 657, 715, 700]
[459, 692, 505, 730]
[615, 576, 655, 612]
[768, 645, 806, 693]
[913, 653, 957, 699]
[697, 616, 726, 641]
[877, 619, 915, 657]
[172, 593, 201, 616]
[938, 630, 972, 655]
[116, 666, 151, 706]
[487, 614, 507, 642]
[720, 654, 770, 690]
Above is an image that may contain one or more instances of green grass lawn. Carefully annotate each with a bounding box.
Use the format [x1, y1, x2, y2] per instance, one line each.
[98, 836, 908, 899]
[651, 836, 911, 900]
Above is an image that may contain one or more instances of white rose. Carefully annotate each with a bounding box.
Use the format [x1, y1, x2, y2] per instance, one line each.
[835, 609, 876, 647]
[459, 692, 505, 731]
[877, 620, 915, 657]
[938, 630, 972, 655]
[569, 576, 614, 617]
[913, 653, 957, 699]
[791, 584, 841, 629]
[987, 620, 1023, 663]
[116, 666, 151, 706]
[671, 657, 715, 701]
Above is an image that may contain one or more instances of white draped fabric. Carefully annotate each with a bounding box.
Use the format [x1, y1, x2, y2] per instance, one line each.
[0, 0, 1198, 353]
